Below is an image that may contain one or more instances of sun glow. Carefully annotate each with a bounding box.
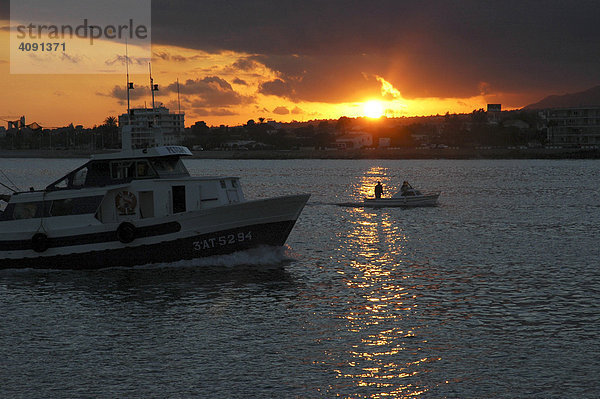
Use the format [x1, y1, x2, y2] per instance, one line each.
[363, 100, 385, 118]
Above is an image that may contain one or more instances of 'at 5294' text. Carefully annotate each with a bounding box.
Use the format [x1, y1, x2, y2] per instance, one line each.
[193, 232, 253, 251]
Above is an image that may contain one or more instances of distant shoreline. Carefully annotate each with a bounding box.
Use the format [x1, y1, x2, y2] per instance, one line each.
[1, 148, 600, 160]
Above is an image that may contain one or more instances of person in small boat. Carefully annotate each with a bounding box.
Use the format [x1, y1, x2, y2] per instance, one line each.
[374, 181, 384, 199]
[400, 181, 411, 195]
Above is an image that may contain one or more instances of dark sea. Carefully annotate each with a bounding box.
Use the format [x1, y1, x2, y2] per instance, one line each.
[1, 158, 599, 398]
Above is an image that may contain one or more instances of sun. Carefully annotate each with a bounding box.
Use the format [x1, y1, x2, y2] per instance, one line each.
[363, 100, 385, 118]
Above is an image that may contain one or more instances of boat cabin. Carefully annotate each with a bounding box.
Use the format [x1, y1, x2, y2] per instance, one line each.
[0, 146, 245, 225]
[46, 146, 192, 191]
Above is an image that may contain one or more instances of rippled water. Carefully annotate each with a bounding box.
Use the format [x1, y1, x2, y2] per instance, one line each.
[1, 158, 599, 398]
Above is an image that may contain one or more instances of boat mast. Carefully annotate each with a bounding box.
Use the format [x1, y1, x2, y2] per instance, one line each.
[122, 40, 134, 151]
[126, 40, 133, 125]
[148, 63, 163, 147]
[149, 63, 157, 113]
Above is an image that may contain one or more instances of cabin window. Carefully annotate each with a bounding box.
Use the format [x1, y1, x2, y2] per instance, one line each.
[150, 157, 189, 177]
[84, 162, 111, 187]
[135, 161, 156, 178]
[13, 202, 39, 219]
[172, 185, 186, 213]
[50, 199, 74, 216]
[231, 180, 238, 188]
[220, 180, 226, 189]
[53, 178, 69, 189]
[46, 161, 113, 190]
[0, 204, 14, 221]
[111, 161, 136, 180]
[72, 167, 88, 187]
[50, 196, 104, 217]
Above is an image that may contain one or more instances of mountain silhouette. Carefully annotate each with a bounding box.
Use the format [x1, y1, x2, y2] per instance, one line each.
[525, 85, 600, 109]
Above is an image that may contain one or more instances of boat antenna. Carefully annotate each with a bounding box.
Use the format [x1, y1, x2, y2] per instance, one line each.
[125, 39, 134, 126]
[149, 62, 158, 113]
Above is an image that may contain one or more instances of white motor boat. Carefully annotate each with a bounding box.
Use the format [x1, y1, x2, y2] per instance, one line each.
[0, 95, 310, 270]
[0, 145, 309, 269]
[364, 188, 440, 207]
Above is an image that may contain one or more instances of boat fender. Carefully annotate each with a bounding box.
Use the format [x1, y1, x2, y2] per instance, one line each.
[31, 233, 49, 253]
[116, 222, 136, 244]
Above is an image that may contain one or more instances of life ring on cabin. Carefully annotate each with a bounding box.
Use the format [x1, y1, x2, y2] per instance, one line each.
[31, 232, 49, 253]
[115, 191, 137, 215]
[116, 222, 136, 244]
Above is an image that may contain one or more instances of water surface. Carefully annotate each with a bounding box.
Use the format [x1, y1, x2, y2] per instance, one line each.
[1, 158, 599, 398]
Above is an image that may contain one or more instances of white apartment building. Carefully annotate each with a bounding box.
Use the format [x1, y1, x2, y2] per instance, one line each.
[335, 132, 373, 149]
[119, 106, 185, 148]
[545, 107, 600, 145]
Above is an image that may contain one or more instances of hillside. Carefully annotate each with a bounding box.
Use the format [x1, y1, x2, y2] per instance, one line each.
[525, 85, 600, 109]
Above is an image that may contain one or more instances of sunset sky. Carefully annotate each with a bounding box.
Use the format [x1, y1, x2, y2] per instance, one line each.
[1, 0, 600, 128]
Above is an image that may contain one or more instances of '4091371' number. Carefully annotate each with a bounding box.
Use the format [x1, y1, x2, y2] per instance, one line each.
[18, 42, 65, 51]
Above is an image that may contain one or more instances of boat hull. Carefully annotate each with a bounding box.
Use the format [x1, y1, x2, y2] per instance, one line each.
[363, 193, 439, 207]
[0, 194, 309, 270]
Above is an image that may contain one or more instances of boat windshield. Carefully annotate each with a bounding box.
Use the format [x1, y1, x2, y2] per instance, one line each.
[46, 155, 189, 191]
[150, 157, 189, 177]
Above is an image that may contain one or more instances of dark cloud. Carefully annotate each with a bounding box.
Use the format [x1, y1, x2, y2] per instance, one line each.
[272, 106, 289, 115]
[151, 0, 600, 103]
[259, 79, 295, 99]
[232, 77, 248, 85]
[163, 76, 252, 107]
[153, 51, 207, 62]
[102, 76, 251, 116]
[61, 53, 82, 64]
[231, 58, 259, 71]
[255, 54, 387, 103]
[191, 107, 238, 116]
[101, 85, 152, 103]
[105, 55, 148, 66]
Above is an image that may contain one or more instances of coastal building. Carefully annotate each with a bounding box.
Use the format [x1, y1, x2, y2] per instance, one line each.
[487, 104, 501, 124]
[544, 107, 600, 145]
[118, 106, 184, 148]
[335, 132, 373, 149]
[502, 119, 530, 130]
[378, 137, 391, 148]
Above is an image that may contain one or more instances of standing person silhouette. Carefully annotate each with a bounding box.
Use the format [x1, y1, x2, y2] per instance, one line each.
[374, 181, 384, 199]
[401, 181, 411, 195]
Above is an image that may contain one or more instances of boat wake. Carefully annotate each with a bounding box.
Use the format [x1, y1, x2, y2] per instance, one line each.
[136, 245, 295, 270]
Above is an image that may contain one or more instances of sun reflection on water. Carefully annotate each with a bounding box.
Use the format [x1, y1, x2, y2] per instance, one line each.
[331, 166, 440, 397]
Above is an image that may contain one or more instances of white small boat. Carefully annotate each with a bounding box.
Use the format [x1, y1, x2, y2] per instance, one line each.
[364, 188, 440, 207]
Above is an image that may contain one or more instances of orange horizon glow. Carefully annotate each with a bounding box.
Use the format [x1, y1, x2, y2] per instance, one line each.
[0, 28, 532, 129]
